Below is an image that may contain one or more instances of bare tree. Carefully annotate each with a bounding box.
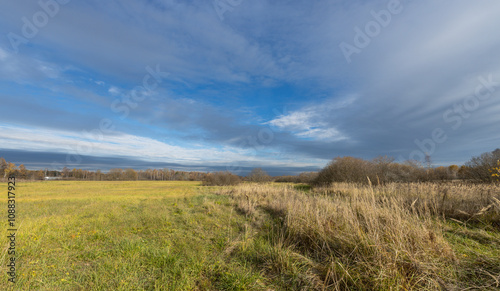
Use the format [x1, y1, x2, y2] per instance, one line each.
[4, 162, 17, 178]
[62, 166, 70, 178]
[0, 157, 7, 177]
[202, 171, 241, 186]
[18, 164, 27, 179]
[463, 149, 500, 182]
[124, 168, 138, 180]
[247, 168, 271, 183]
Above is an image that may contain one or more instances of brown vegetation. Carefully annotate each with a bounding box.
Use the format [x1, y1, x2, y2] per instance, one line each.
[217, 182, 500, 290]
[460, 149, 500, 182]
[246, 168, 271, 183]
[313, 150, 500, 186]
[0, 157, 208, 181]
[202, 171, 241, 186]
[274, 171, 319, 184]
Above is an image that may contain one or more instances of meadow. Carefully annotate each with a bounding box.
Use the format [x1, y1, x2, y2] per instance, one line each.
[1, 180, 499, 290]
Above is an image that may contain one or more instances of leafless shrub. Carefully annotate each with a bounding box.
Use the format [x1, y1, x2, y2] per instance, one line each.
[313, 156, 465, 186]
[202, 171, 241, 186]
[274, 172, 318, 183]
[461, 149, 500, 182]
[246, 168, 271, 183]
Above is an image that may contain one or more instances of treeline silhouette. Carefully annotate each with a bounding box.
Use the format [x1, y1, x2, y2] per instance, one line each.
[1, 148, 498, 184]
[0, 158, 207, 181]
[313, 149, 500, 186]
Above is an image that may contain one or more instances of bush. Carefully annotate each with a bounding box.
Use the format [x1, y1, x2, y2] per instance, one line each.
[274, 172, 318, 184]
[202, 171, 241, 186]
[314, 156, 373, 186]
[246, 168, 271, 183]
[461, 149, 500, 182]
[273, 175, 297, 183]
[313, 156, 437, 186]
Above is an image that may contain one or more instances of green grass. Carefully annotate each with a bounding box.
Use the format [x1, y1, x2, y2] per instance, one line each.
[1, 181, 266, 290]
[443, 220, 500, 290]
[2, 181, 499, 290]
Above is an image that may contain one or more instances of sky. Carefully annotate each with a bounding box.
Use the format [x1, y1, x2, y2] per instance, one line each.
[1, 0, 500, 175]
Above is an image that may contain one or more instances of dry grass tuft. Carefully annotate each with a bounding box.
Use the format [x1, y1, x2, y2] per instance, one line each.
[219, 182, 500, 290]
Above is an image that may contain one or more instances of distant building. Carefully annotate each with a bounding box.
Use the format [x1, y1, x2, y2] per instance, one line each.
[44, 177, 62, 180]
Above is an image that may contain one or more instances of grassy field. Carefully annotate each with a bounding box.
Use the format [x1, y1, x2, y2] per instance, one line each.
[1, 181, 266, 290]
[1, 181, 500, 290]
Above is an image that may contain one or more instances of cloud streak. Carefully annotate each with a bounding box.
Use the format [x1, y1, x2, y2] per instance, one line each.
[1, 0, 500, 172]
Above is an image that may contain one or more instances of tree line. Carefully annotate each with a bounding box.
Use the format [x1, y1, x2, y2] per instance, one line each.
[0, 158, 276, 184]
[313, 149, 500, 186]
[0, 158, 207, 181]
[1, 148, 499, 184]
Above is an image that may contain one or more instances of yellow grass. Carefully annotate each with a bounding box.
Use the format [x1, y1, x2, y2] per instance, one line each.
[1, 181, 499, 290]
[1, 181, 261, 290]
[18, 180, 201, 201]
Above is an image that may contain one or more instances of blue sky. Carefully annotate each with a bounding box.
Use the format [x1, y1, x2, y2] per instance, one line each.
[1, 0, 500, 175]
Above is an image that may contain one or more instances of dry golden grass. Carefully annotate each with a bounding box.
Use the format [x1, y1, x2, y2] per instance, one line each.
[315, 182, 500, 227]
[3, 181, 498, 290]
[218, 182, 500, 290]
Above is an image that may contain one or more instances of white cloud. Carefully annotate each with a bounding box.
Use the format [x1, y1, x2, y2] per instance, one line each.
[269, 111, 347, 142]
[0, 48, 63, 83]
[2, 0, 500, 167]
[108, 86, 121, 95]
[0, 48, 7, 61]
[268, 97, 355, 142]
[37, 63, 60, 79]
[269, 111, 314, 132]
[0, 124, 321, 168]
[296, 128, 344, 140]
[0, 124, 242, 163]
